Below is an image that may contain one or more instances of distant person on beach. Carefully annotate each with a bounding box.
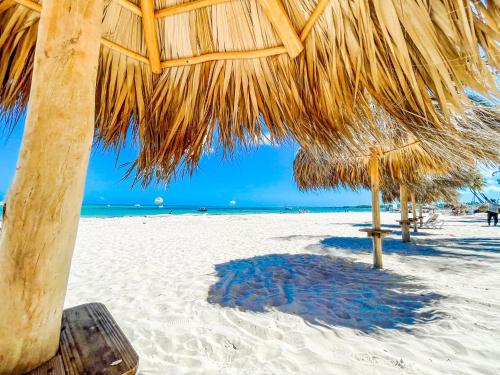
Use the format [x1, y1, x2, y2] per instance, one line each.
[487, 199, 499, 226]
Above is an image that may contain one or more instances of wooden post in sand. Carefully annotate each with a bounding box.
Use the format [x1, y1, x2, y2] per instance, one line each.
[0, 0, 103, 373]
[369, 150, 383, 268]
[399, 185, 411, 242]
[411, 192, 418, 233]
[358, 150, 391, 268]
[418, 203, 424, 227]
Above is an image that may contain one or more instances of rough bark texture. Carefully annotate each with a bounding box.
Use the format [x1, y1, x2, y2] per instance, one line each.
[0, 0, 103, 373]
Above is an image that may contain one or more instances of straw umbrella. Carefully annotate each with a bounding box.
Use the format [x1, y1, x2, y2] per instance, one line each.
[294, 140, 449, 268]
[294, 116, 500, 267]
[384, 181, 460, 226]
[0, 0, 499, 372]
[2, 1, 500, 182]
[382, 167, 484, 225]
[383, 168, 487, 204]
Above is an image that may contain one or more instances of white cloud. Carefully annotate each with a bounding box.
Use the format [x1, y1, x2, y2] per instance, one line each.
[485, 185, 500, 193]
[203, 147, 215, 155]
[257, 132, 277, 147]
[258, 137, 272, 146]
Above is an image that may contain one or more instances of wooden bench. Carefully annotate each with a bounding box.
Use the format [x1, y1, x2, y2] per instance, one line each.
[28, 303, 138, 375]
[359, 228, 393, 238]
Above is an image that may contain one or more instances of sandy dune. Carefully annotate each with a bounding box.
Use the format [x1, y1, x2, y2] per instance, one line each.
[66, 212, 500, 374]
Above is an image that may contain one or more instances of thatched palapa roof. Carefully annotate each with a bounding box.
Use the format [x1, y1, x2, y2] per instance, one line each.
[293, 108, 500, 192]
[294, 143, 484, 204]
[381, 168, 482, 204]
[382, 181, 460, 204]
[1, 0, 499, 183]
[294, 142, 444, 192]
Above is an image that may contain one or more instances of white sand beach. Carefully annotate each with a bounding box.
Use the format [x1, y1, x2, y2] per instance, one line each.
[66, 212, 500, 375]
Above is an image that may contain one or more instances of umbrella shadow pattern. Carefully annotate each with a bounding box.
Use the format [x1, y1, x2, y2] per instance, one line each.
[317, 236, 499, 259]
[208, 254, 442, 333]
[351, 222, 435, 237]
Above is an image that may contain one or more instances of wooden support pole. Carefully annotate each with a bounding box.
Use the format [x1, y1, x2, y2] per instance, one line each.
[299, 0, 330, 41]
[140, 0, 162, 74]
[14, 0, 329, 70]
[411, 192, 418, 233]
[12, 0, 41, 11]
[369, 150, 383, 268]
[14, 0, 142, 16]
[400, 185, 411, 242]
[13, 0, 150, 66]
[114, 0, 142, 16]
[156, 0, 232, 18]
[418, 202, 424, 227]
[0, 0, 103, 373]
[161, 46, 287, 68]
[256, 0, 303, 58]
[101, 38, 150, 64]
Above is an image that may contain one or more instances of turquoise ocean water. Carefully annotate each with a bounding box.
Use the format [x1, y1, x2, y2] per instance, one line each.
[77, 205, 373, 218]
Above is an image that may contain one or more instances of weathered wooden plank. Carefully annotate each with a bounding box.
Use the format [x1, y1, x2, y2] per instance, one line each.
[28, 355, 65, 375]
[27, 303, 138, 375]
[60, 303, 138, 375]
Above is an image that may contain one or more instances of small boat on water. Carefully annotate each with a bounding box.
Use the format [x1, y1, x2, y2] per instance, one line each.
[197, 207, 208, 212]
[134, 204, 141, 208]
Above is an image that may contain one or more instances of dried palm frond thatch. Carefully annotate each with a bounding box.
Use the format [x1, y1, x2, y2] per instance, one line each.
[293, 107, 500, 192]
[293, 142, 442, 192]
[382, 180, 459, 205]
[381, 167, 481, 204]
[1, 0, 499, 184]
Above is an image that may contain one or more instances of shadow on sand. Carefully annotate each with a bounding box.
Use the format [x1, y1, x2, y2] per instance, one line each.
[351, 222, 435, 237]
[318, 236, 500, 259]
[208, 254, 442, 333]
[352, 222, 401, 229]
[418, 237, 500, 254]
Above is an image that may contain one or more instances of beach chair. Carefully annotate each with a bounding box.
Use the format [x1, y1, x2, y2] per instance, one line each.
[420, 213, 444, 229]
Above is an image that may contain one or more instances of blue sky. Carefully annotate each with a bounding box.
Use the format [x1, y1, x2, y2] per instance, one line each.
[0, 118, 371, 207]
[1, 118, 498, 207]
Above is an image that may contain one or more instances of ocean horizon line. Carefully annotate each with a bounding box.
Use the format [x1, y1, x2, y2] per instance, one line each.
[77, 204, 376, 218]
[81, 203, 374, 209]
